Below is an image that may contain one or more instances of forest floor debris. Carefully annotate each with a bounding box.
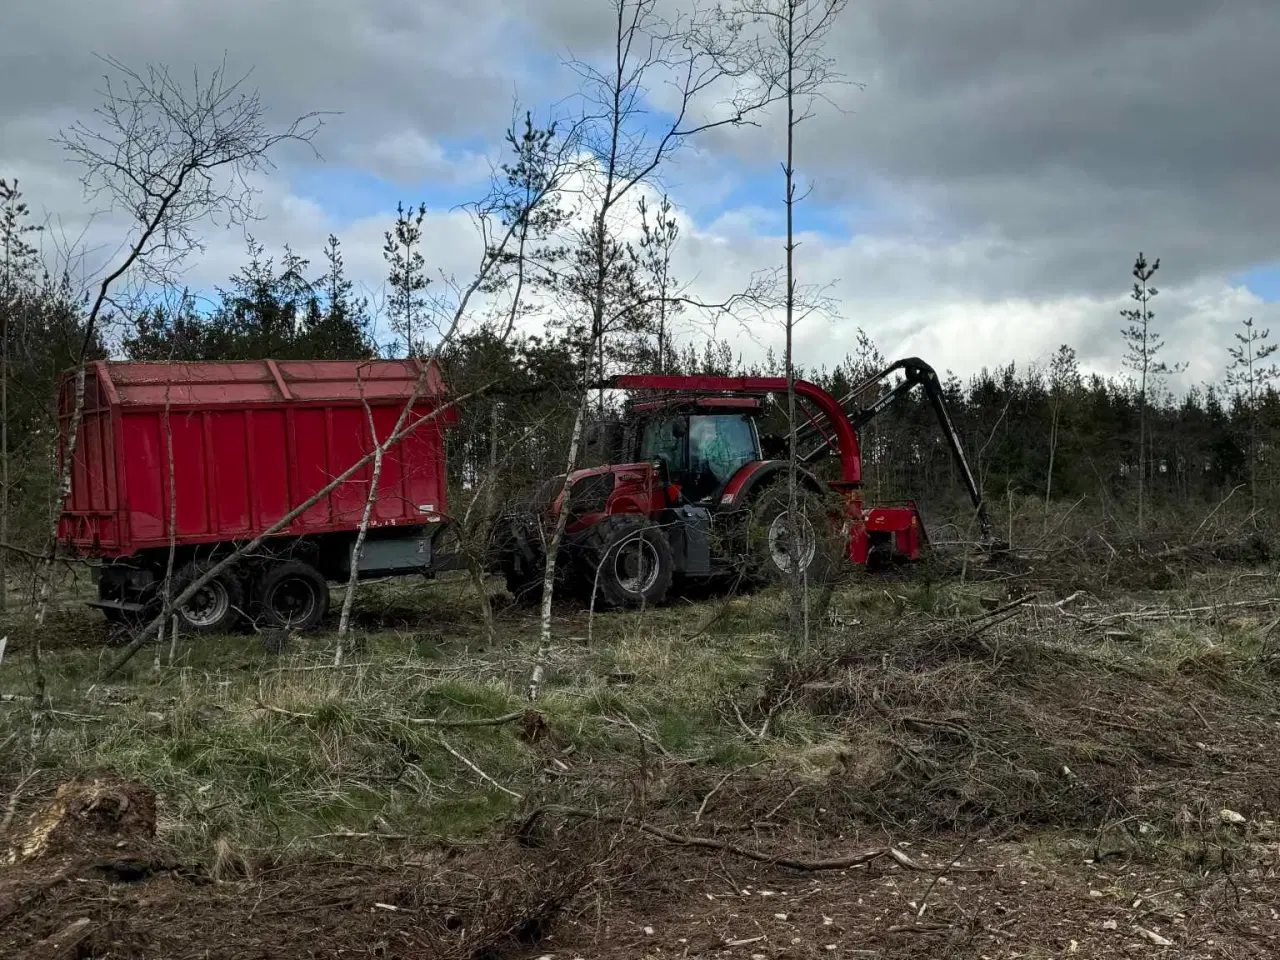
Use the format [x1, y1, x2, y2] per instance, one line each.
[1, 561, 1278, 957]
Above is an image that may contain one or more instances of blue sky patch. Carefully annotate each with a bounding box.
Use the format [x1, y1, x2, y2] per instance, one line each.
[1234, 264, 1280, 302]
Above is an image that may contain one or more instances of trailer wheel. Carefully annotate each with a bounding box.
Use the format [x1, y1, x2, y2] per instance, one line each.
[171, 560, 244, 634]
[257, 562, 330, 631]
[578, 515, 673, 610]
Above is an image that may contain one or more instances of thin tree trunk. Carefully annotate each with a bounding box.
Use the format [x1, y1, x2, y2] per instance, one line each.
[529, 396, 587, 701]
[335, 371, 383, 662]
[156, 373, 178, 667]
[782, 3, 806, 651]
[1045, 403, 1058, 521]
[1, 308, 7, 614]
[1138, 365, 1146, 534]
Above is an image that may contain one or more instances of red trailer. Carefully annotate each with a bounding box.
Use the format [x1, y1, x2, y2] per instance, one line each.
[58, 359, 456, 632]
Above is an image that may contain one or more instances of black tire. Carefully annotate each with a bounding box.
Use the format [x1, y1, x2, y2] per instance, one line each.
[257, 561, 330, 631]
[170, 560, 244, 634]
[576, 515, 674, 611]
[494, 513, 549, 605]
[741, 483, 837, 587]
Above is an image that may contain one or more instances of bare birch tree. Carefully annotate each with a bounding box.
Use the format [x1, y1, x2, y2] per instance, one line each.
[737, 0, 849, 650]
[43, 57, 318, 599]
[333, 116, 580, 662]
[527, 0, 788, 682]
[27, 56, 320, 695]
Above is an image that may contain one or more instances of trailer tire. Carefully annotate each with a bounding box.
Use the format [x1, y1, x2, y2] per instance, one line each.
[577, 515, 673, 611]
[170, 560, 244, 634]
[257, 562, 330, 631]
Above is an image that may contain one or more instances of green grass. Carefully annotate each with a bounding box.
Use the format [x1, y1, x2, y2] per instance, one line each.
[1, 564, 1277, 864]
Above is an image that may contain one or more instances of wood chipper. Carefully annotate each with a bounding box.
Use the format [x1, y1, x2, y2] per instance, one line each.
[493, 358, 994, 609]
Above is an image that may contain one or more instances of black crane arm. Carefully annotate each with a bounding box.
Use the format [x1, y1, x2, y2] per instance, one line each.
[801, 357, 992, 540]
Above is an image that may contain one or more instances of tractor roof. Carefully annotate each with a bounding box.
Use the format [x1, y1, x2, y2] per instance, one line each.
[628, 395, 763, 414]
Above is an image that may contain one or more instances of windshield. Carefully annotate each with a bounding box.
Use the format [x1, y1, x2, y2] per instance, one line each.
[688, 415, 759, 489]
[639, 417, 684, 470]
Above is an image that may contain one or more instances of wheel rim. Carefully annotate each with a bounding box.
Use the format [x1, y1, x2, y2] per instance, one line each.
[266, 577, 318, 626]
[612, 535, 661, 595]
[181, 580, 231, 628]
[767, 510, 817, 574]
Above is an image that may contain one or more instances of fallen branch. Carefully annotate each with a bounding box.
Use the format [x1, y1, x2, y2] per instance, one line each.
[916, 839, 973, 918]
[538, 805, 993, 874]
[1, 770, 37, 832]
[760, 783, 805, 823]
[1089, 598, 1280, 627]
[27, 917, 93, 960]
[408, 710, 526, 728]
[967, 595, 1035, 638]
[438, 734, 523, 800]
[694, 760, 768, 825]
[256, 702, 313, 720]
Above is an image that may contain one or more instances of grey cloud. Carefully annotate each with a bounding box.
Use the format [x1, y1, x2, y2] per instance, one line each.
[0, 0, 548, 178]
[808, 0, 1280, 293]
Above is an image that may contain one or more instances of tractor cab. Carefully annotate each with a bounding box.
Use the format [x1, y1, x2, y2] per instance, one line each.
[631, 397, 764, 504]
[579, 395, 768, 506]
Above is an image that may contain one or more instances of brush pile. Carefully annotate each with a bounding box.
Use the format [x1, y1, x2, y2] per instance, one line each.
[742, 602, 1280, 834]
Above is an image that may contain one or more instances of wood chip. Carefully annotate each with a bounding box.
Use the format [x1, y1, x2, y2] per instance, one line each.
[1134, 926, 1174, 946]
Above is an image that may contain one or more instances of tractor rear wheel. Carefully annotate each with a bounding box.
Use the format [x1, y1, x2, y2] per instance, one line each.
[577, 515, 674, 610]
[742, 484, 836, 587]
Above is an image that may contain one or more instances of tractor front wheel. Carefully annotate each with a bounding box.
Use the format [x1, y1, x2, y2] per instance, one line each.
[577, 516, 674, 610]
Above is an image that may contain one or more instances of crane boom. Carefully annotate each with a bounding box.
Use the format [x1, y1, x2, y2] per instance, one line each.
[801, 357, 992, 540]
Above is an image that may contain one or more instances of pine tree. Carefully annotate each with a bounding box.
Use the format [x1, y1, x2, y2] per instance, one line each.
[383, 201, 430, 357]
[637, 194, 682, 372]
[310, 234, 373, 358]
[1120, 252, 1177, 532]
[1226, 316, 1279, 513]
[1046, 344, 1080, 510]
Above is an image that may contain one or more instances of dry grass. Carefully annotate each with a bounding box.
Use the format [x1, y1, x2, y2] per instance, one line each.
[1, 556, 1279, 958]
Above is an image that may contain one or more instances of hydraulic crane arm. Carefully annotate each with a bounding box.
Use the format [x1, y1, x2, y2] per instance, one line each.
[802, 357, 992, 540]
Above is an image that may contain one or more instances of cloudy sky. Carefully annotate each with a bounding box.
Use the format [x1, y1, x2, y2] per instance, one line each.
[3, 0, 1278, 389]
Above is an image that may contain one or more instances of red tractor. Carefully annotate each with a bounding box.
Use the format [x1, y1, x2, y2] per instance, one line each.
[493, 357, 994, 608]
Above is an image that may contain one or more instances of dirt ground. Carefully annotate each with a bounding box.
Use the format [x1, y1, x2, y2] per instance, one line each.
[4, 828, 1279, 959]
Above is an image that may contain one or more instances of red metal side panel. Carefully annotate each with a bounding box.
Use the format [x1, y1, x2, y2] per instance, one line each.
[292, 407, 333, 528]
[400, 414, 446, 517]
[372, 406, 406, 521]
[120, 410, 164, 545]
[328, 405, 372, 525]
[210, 410, 253, 536]
[251, 410, 291, 529]
[169, 410, 211, 537]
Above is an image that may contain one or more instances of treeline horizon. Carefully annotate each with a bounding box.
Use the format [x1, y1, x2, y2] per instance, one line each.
[4, 183, 1278, 553]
